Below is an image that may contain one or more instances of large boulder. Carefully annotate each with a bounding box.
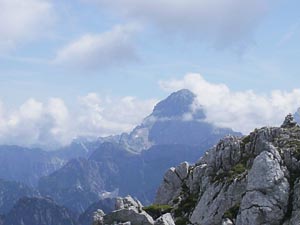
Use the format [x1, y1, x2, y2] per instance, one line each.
[154, 213, 175, 225]
[93, 196, 154, 225]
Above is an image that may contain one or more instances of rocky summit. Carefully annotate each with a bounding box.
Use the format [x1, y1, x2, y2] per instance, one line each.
[94, 114, 300, 225]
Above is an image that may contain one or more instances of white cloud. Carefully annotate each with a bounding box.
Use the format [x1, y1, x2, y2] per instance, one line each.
[87, 0, 271, 50]
[77, 93, 157, 136]
[53, 23, 139, 69]
[0, 94, 156, 149]
[160, 73, 300, 134]
[0, 0, 54, 51]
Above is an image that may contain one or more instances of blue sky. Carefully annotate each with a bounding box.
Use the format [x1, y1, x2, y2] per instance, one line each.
[0, 0, 300, 148]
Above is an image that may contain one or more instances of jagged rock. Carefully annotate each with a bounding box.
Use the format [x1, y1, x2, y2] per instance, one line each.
[286, 179, 300, 225]
[154, 162, 190, 205]
[175, 162, 189, 181]
[281, 113, 298, 128]
[155, 162, 190, 205]
[152, 115, 300, 225]
[222, 218, 234, 225]
[154, 213, 175, 225]
[236, 148, 289, 225]
[94, 196, 154, 225]
[115, 196, 143, 211]
[155, 168, 182, 205]
[103, 209, 154, 225]
[93, 210, 105, 225]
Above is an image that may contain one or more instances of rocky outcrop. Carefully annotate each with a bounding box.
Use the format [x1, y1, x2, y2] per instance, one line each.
[152, 114, 300, 225]
[154, 213, 175, 225]
[93, 196, 175, 225]
[78, 198, 116, 225]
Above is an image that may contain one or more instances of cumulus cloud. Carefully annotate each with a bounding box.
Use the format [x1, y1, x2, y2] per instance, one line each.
[53, 23, 139, 69]
[160, 73, 300, 134]
[0, 94, 156, 149]
[0, 0, 54, 51]
[87, 0, 271, 50]
[76, 93, 156, 136]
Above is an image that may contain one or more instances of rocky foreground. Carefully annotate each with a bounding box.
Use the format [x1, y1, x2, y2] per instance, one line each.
[93, 114, 300, 225]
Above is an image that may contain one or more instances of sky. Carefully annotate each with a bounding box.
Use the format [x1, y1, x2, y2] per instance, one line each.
[1, 0, 300, 148]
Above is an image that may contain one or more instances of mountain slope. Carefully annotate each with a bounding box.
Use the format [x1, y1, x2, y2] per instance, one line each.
[152, 114, 300, 225]
[38, 89, 240, 214]
[0, 146, 65, 186]
[2, 197, 78, 225]
[114, 89, 241, 152]
[94, 114, 300, 225]
[38, 158, 105, 213]
[0, 179, 38, 214]
[0, 139, 98, 188]
[38, 142, 202, 213]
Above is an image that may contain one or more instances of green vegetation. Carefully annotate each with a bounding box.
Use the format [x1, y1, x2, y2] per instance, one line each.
[213, 161, 247, 183]
[172, 197, 180, 204]
[223, 203, 240, 220]
[229, 163, 246, 177]
[173, 183, 199, 224]
[174, 193, 198, 218]
[284, 139, 300, 160]
[175, 217, 190, 225]
[242, 135, 251, 145]
[143, 204, 173, 219]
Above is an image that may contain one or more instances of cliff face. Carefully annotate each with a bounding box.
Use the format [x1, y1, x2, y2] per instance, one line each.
[94, 114, 300, 225]
[155, 114, 300, 225]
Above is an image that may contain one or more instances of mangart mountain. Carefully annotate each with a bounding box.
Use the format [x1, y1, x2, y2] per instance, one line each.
[0, 89, 240, 225]
[37, 89, 240, 213]
[93, 114, 300, 225]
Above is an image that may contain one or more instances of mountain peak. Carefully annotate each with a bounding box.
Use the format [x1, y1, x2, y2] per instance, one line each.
[281, 113, 298, 128]
[152, 89, 203, 118]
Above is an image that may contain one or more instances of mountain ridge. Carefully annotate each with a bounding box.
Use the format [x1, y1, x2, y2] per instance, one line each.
[93, 114, 300, 225]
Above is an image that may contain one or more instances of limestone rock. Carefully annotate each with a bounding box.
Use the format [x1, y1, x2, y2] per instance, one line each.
[222, 218, 234, 225]
[153, 115, 300, 225]
[155, 167, 183, 205]
[94, 196, 154, 225]
[236, 150, 289, 225]
[94, 115, 300, 225]
[281, 113, 298, 128]
[154, 213, 175, 225]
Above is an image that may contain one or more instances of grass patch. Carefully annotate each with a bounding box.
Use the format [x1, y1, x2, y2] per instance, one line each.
[175, 217, 190, 225]
[283, 139, 300, 160]
[213, 162, 247, 183]
[174, 193, 198, 218]
[242, 135, 251, 145]
[223, 203, 240, 220]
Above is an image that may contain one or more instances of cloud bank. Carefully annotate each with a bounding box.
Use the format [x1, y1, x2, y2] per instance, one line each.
[1, 73, 300, 149]
[0, 94, 156, 149]
[54, 24, 139, 69]
[160, 73, 300, 134]
[88, 0, 270, 50]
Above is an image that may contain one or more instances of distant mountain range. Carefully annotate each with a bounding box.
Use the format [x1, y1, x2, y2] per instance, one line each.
[1, 197, 78, 225]
[0, 89, 241, 225]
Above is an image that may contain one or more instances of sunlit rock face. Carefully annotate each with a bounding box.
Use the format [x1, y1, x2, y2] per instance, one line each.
[151, 114, 300, 225]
